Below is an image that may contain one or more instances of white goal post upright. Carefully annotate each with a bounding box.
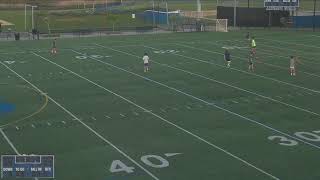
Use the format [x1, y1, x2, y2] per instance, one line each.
[25, 4, 37, 31]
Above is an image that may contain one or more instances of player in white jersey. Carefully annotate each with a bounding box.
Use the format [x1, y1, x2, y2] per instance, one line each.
[290, 56, 297, 76]
[143, 53, 150, 72]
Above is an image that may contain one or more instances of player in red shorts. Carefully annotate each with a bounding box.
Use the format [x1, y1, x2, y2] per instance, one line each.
[51, 39, 57, 54]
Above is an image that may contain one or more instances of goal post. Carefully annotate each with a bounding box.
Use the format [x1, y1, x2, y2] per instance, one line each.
[198, 18, 228, 32]
[215, 18, 228, 32]
[176, 16, 228, 32]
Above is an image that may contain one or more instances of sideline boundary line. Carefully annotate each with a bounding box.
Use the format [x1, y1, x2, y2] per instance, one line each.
[140, 45, 320, 117]
[175, 43, 320, 94]
[210, 40, 320, 78]
[89, 44, 320, 151]
[0, 61, 159, 180]
[31, 51, 281, 180]
[0, 128, 39, 180]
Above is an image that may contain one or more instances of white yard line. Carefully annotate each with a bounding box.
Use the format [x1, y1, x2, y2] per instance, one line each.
[212, 40, 320, 76]
[0, 61, 159, 180]
[73, 47, 320, 151]
[174, 43, 320, 94]
[258, 37, 320, 49]
[226, 39, 320, 65]
[0, 128, 20, 155]
[141, 45, 320, 117]
[32, 51, 280, 180]
[0, 45, 140, 55]
[0, 128, 39, 180]
[309, 35, 320, 38]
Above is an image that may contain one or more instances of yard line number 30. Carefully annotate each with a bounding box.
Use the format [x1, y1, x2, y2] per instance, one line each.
[268, 130, 320, 146]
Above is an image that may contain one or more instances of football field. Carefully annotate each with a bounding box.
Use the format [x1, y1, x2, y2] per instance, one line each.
[0, 31, 320, 180]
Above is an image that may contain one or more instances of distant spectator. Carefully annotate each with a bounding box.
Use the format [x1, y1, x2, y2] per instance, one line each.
[245, 32, 250, 40]
[32, 28, 37, 40]
[14, 32, 20, 41]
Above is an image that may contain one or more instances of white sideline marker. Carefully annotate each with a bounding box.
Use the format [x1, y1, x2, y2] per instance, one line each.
[91, 117, 97, 121]
[34, 51, 284, 180]
[241, 98, 250, 103]
[231, 100, 239, 104]
[4, 61, 15, 64]
[165, 153, 182, 157]
[120, 113, 126, 117]
[310, 35, 320, 38]
[0, 59, 160, 180]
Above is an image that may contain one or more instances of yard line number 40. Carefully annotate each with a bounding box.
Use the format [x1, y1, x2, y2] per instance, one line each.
[109, 153, 181, 174]
[268, 130, 320, 146]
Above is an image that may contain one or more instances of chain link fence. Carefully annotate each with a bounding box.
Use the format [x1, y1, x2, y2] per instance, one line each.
[0, 0, 319, 40]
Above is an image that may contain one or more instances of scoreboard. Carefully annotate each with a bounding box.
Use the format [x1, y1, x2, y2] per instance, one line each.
[1, 155, 54, 178]
[264, 0, 299, 10]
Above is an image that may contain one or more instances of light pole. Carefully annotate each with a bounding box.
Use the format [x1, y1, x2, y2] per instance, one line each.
[234, 0, 237, 27]
[313, 0, 317, 31]
[166, 1, 169, 25]
[152, 0, 155, 27]
[197, 0, 202, 18]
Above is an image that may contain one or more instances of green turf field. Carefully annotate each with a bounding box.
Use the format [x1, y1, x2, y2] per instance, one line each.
[0, 30, 320, 180]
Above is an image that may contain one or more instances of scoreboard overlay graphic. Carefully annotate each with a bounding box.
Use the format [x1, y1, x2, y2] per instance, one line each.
[264, 0, 300, 10]
[1, 155, 54, 178]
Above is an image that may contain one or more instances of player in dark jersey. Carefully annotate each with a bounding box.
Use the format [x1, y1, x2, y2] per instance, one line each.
[51, 39, 57, 54]
[245, 32, 250, 41]
[248, 51, 254, 72]
[224, 49, 231, 68]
